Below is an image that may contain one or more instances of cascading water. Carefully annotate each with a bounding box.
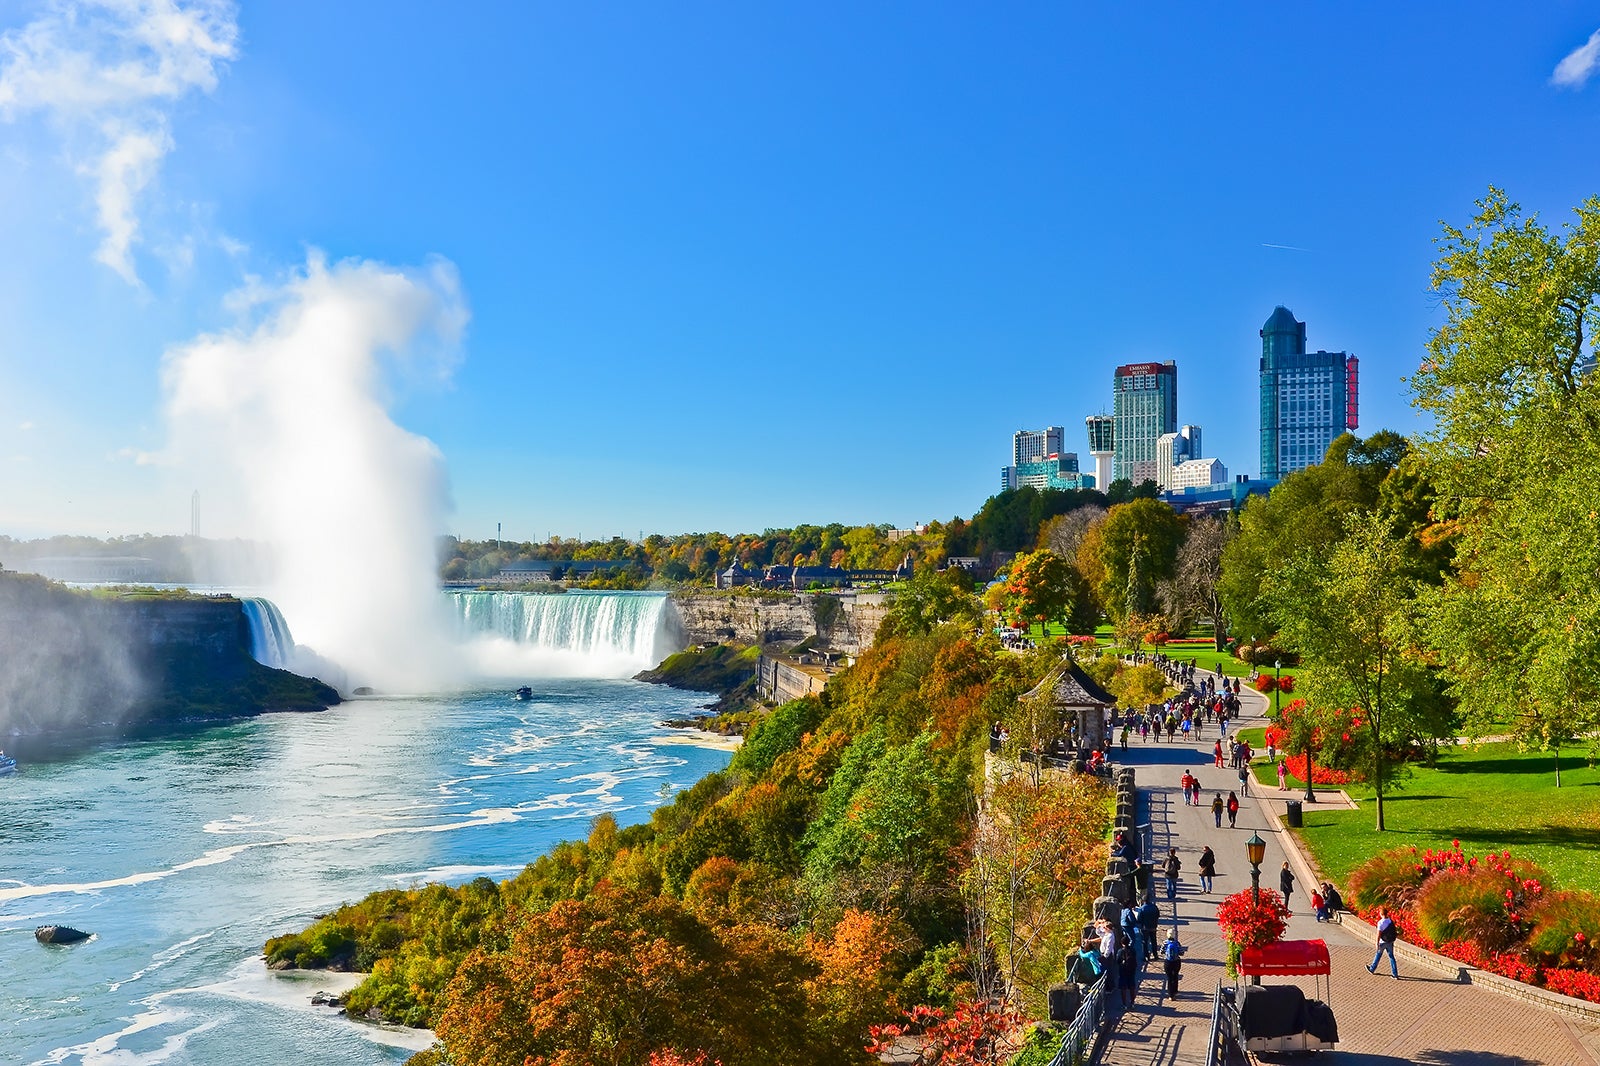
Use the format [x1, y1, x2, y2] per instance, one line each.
[240, 596, 349, 692]
[240, 597, 296, 669]
[449, 591, 684, 678]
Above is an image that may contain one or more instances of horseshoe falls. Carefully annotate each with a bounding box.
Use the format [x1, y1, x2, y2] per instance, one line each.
[447, 591, 685, 678]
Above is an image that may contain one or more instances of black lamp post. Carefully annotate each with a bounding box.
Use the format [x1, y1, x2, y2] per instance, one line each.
[1245, 832, 1267, 986]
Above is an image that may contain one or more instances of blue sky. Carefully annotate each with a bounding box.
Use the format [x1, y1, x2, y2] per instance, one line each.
[3, 2, 1600, 542]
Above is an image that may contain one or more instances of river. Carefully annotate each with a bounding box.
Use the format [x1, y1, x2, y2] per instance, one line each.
[0, 679, 732, 1065]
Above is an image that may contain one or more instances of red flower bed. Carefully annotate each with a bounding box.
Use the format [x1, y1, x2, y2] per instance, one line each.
[1278, 754, 1352, 786]
[1276, 675, 1295, 693]
[1543, 967, 1600, 1003]
[1347, 842, 1600, 1005]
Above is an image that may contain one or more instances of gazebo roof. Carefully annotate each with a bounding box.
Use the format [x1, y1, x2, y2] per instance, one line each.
[1022, 657, 1116, 709]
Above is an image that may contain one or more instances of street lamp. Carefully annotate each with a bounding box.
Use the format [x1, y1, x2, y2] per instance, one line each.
[1274, 660, 1282, 719]
[1245, 832, 1267, 987]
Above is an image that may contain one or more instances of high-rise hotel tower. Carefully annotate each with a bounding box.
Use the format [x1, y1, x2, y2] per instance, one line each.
[1112, 361, 1178, 485]
[1259, 307, 1358, 481]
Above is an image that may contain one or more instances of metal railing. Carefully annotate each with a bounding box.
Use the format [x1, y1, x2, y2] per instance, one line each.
[1205, 981, 1241, 1066]
[1046, 972, 1108, 1066]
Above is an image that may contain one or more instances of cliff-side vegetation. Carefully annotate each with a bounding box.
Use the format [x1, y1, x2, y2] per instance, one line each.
[266, 617, 1112, 1065]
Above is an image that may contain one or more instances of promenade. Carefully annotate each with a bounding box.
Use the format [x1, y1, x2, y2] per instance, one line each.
[1098, 673, 1600, 1066]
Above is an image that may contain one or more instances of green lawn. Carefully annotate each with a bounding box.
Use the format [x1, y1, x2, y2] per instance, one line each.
[1287, 741, 1600, 895]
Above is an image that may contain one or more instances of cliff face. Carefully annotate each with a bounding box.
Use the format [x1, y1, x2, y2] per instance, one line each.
[669, 591, 887, 654]
[0, 572, 339, 737]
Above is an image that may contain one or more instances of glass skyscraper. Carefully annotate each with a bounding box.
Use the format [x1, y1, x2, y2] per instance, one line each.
[1112, 361, 1178, 485]
[1259, 306, 1358, 481]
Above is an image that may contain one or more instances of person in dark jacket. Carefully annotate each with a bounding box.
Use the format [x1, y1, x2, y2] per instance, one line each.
[1137, 896, 1161, 959]
[1197, 846, 1216, 892]
[1280, 862, 1296, 914]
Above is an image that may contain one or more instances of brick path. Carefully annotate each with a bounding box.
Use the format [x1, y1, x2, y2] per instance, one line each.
[1098, 672, 1600, 1066]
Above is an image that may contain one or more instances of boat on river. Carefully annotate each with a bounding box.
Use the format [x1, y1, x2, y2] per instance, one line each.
[0, 751, 16, 776]
[513, 686, 533, 700]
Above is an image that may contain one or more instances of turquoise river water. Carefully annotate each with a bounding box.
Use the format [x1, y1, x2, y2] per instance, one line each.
[0, 681, 731, 1065]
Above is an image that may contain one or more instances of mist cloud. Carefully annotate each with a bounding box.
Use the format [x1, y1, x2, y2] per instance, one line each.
[0, 0, 237, 283]
[161, 252, 469, 691]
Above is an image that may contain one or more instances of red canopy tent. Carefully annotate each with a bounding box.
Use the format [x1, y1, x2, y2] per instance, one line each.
[1239, 939, 1330, 977]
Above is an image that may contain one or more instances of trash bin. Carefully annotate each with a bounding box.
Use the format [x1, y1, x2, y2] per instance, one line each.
[1285, 799, 1303, 827]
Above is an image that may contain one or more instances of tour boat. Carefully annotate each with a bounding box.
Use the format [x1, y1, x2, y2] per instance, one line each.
[0, 752, 17, 776]
[513, 686, 533, 700]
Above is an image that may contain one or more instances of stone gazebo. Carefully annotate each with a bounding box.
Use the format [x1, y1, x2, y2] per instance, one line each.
[1019, 658, 1117, 757]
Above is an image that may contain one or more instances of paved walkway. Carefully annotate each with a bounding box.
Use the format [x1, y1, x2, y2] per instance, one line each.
[1098, 673, 1600, 1066]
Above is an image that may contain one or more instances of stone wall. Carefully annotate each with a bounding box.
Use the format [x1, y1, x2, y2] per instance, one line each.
[670, 591, 888, 654]
[756, 655, 829, 703]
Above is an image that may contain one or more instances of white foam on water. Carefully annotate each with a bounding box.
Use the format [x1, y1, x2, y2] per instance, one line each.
[0, 806, 521, 903]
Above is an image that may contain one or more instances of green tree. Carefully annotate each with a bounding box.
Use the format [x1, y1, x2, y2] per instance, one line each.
[1219, 431, 1406, 642]
[1269, 513, 1432, 829]
[1086, 499, 1186, 624]
[1411, 187, 1600, 774]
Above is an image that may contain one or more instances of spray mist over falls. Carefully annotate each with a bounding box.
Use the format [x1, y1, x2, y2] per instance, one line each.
[163, 253, 467, 691]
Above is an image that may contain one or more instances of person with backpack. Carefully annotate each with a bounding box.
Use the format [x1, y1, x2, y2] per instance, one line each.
[1210, 792, 1224, 828]
[1226, 791, 1240, 828]
[1120, 901, 1142, 965]
[1163, 848, 1181, 901]
[1161, 929, 1186, 999]
[1368, 908, 1400, 977]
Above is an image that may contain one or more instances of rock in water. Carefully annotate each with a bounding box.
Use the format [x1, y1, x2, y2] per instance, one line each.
[36, 925, 91, 945]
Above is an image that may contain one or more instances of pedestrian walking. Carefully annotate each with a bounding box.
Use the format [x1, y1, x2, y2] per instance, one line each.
[1226, 791, 1239, 828]
[1163, 848, 1180, 902]
[1161, 930, 1185, 1000]
[1238, 764, 1250, 795]
[1213, 740, 1224, 768]
[1277, 758, 1289, 790]
[1280, 862, 1296, 914]
[1137, 895, 1160, 959]
[1198, 845, 1216, 892]
[1367, 907, 1401, 977]
[1210, 792, 1224, 827]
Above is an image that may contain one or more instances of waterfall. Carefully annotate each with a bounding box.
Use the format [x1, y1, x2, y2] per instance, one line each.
[240, 597, 296, 669]
[240, 596, 349, 692]
[448, 591, 684, 677]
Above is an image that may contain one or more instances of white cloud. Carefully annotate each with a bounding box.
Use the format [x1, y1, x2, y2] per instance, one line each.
[1552, 28, 1600, 89]
[0, 0, 237, 283]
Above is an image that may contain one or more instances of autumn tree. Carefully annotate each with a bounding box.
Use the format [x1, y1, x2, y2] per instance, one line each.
[1001, 548, 1095, 632]
[1174, 514, 1235, 651]
[965, 774, 1112, 1014]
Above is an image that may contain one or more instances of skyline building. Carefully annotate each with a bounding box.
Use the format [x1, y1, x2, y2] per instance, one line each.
[1012, 426, 1065, 466]
[1085, 415, 1115, 492]
[1259, 306, 1359, 481]
[1155, 425, 1203, 490]
[1003, 451, 1093, 492]
[1112, 360, 1178, 485]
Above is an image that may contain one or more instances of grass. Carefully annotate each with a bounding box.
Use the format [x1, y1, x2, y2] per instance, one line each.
[1290, 741, 1600, 895]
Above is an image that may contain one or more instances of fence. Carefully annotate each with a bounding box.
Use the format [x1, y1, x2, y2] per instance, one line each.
[1205, 981, 1243, 1066]
[1046, 972, 1108, 1066]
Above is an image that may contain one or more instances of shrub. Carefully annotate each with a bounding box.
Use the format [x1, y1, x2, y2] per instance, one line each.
[1346, 847, 1437, 912]
[1276, 675, 1295, 693]
[1254, 675, 1277, 694]
[1416, 866, 1530, 953]
[1525, 891, 1600, 971]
